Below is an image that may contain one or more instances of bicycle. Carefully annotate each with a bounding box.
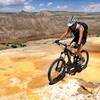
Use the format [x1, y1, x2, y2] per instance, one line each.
[48, 41, 89, 85]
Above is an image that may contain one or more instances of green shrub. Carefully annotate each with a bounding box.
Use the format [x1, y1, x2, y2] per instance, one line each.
[11, 44, 17, 48]
[95, 33, 100, 37]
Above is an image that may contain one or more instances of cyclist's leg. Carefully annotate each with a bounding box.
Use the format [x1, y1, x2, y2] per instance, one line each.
[67, 39, 76, 64]
[70, 38, 76, 45]
[76, 44, 83, 57]
[70, 38, 77, 47]
[76, 38, 87, 59]
[71, 38, 81, 56]
[70, 38, 85, 58]
[76, 30, 87, 58]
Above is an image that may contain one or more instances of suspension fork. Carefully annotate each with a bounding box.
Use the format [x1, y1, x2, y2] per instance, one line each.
[55, 52, 66, 71]
[66, 50, 71, 63]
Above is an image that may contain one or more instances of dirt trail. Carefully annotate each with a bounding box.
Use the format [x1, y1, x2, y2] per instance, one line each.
[0, 37, 100, 97]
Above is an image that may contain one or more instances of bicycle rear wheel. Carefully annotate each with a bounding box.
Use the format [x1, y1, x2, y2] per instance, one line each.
[48, 57, 66, 85]
[81, 50, 89, 69]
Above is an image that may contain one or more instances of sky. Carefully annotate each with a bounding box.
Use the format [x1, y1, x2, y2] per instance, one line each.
[0, 0, 100, 12]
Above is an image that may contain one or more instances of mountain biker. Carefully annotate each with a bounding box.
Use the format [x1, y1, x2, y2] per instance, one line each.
[55, 16, 88, 63]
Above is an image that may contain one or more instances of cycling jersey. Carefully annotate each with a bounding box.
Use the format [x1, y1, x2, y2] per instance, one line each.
[69, 22, 88, 45]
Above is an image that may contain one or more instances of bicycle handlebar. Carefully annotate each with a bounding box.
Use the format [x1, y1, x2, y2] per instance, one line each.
[54, 41, 70, 47]
[54, 41, 76, 49]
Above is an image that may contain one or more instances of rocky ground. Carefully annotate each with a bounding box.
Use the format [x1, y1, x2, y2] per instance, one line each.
[0, 37, 100, 100]
[0, 11, 99, 42]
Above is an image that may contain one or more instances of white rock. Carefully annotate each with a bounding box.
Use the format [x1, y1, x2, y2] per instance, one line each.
[9, 77, 21, 87]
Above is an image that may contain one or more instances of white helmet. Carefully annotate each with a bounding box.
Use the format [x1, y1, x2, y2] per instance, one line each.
[67, 16, 77, 27]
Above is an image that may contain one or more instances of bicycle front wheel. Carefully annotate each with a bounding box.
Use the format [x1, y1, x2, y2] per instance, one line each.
[48, 57, 66, 85]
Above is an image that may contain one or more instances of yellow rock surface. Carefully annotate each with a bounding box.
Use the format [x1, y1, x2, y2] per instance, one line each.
[27, 93, 40, 100]
[0, 37, 99, 99]
[0, 86, 20, 96]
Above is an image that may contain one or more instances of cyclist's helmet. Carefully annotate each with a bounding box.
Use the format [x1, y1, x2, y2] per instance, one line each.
[67, 16, 77, 27]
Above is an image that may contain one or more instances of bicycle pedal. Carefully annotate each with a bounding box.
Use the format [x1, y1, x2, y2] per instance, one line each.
[70, 67, 75, 71]
[69, 67, 77, 75]
[70, 72, 76, 75]
[77, 68, 82, 73]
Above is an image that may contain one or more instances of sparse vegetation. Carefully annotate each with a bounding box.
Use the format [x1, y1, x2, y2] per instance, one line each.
[95, 33, 100, 37]
[0, 41, 26, 50]
[11, 44, 17, 48]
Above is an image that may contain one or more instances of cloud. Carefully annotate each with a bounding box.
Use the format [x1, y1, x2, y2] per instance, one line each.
[0, 0, 25, 6]
[0, 0, 35, 12]
[57, 5, 68, 10]
[0, 7, 18, 12]
[39, 3, 44, 7]
[83, 3, 100, 12]
[23, 2, 35, 12]
[39, 8, 47, 11]
[0, 0, 26, 12]
[47, 2, 53, 6]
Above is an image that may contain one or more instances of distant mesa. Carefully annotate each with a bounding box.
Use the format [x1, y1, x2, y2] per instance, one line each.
[20, 10, 28, 13]
[0, 11, 99, 43]
[35, 11, 54, 16]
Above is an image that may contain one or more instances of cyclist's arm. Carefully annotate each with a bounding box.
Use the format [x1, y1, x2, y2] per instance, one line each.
[59, 28, 71, 40]
[78, 25, 84, 44]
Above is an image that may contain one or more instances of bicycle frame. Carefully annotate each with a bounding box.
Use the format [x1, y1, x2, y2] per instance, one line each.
[59, 43, 75, 64]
